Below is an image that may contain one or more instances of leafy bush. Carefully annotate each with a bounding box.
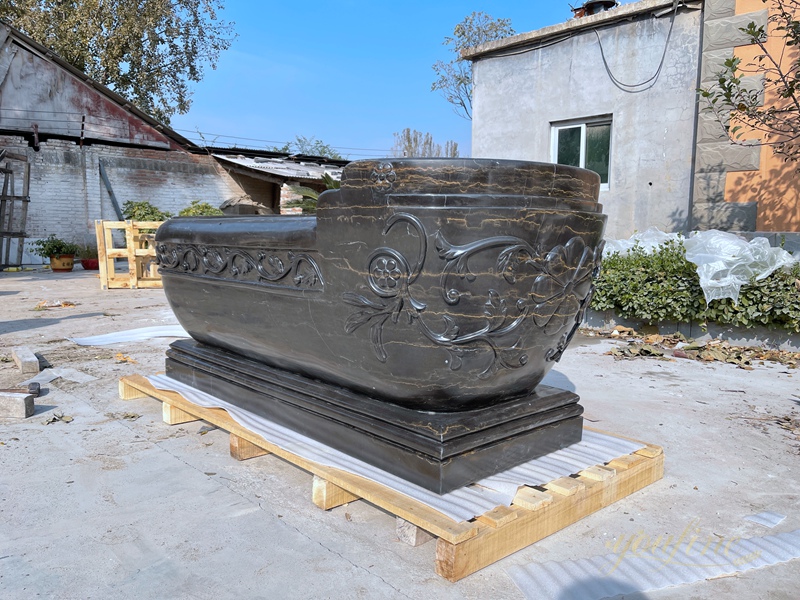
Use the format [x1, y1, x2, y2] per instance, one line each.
[121, 200, 172, 221]
[77, 243, 98, 258]
[32, 235, 81, 258]
[591, 240, 800, 332]
[178, 200, 223, 216]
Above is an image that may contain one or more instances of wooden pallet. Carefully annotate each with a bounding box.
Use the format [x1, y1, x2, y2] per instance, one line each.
[119, 374, 664, 581]
[96, 220, 164, 289]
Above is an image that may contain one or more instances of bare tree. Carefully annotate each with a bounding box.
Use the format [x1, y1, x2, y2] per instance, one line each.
[391, 129, 460, 158]
[431, 11, 515, 120]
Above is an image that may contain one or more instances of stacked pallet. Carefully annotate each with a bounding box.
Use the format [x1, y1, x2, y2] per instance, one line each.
[95, 220, 163, 289]
[119, 374, 664, 581]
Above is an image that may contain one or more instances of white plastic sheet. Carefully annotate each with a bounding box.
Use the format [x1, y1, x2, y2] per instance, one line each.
[603, 228, 798, 305]
[683, 230, 796, 305]
[603, 227, 682, 256]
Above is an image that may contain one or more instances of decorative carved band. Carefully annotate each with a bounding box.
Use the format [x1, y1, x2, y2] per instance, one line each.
[156, 243, 324, 292]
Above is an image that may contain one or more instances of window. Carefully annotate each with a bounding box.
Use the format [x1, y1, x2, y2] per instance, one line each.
[551, 119, 612, 188]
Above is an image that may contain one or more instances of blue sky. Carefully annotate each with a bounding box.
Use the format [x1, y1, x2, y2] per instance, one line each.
[170, 1, 634, 159]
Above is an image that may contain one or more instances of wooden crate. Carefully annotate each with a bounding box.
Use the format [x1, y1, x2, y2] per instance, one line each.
[95, 220, 164, 289]
[119, 374, 664, 581]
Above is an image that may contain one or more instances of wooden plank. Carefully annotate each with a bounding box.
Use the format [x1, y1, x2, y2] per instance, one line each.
[125, 220, 137, 288]
[476, 505, 519, 528]
[635, 445, 663, 458]
[229, 433, 270, 461]
[607, 454, 648, 471]
[545, 477, 586, 497]
[119, 374, 480, 544]
[162, 402, 200, 425]
[118, 378, 148, 400]
[396, 518, 435, 547]
[579, 465, 617, 482]
[120, 372, 664, 580]
[95, 220, 110, 290]
[435, 449, 664, 582]
[512, 487, 553, 511]
[312, 475, 360, 510]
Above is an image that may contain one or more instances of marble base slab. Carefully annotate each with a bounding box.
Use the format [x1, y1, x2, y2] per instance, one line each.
[165, 339, 584, 494]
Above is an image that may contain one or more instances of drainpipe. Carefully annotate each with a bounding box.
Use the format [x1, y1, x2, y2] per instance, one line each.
[98, 159, 124, 220]
[686, 2, 705, 233]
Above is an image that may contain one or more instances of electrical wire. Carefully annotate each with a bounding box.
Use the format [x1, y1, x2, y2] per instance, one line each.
[593, 1, 680, 93]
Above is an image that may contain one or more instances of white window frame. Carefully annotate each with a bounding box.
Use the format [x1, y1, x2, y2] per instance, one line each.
[550, 117, 612, 191]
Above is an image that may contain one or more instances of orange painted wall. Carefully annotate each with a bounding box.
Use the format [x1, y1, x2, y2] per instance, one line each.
[724, 0, 800, 231]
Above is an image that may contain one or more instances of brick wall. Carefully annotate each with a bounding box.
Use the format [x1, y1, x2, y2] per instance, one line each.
[0, 135, 244, 263]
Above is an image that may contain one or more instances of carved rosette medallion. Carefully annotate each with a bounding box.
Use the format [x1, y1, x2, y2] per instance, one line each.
[370, 162, 396, 193]
[156, 243, 324, 292]
[343, 213, 603, 376]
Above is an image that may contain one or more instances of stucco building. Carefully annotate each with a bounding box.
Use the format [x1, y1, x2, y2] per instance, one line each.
[466, 0, 799, 245]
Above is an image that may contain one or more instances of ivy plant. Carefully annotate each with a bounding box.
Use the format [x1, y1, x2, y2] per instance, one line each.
[591, 240, 800, 333]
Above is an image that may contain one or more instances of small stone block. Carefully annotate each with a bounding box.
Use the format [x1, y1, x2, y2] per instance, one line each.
[545, 477, 585, 497]
[0, 392, 35, 418]
[476, 505, 519, 528]
[579, 465, 617, 481]
[162, 402, 199, 425]
[12, 347, 40, 375]
[396, 518, 435, 546]
[512, 487, 553, 511]
[229, 433, 270, 461]
[311, 475, 360, 510]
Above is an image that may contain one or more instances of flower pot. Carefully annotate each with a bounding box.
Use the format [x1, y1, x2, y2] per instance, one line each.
[80, 258, 100, 270]
[49, 255, 75, 272]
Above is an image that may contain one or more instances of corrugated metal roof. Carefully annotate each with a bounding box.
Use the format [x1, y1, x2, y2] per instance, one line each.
[213, 154, 343, 183]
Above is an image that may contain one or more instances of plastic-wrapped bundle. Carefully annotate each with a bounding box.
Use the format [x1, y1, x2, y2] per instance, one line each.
[602, 227, 682, 256]
[603, 228, 798, 304]
[683, 230, 796, 304]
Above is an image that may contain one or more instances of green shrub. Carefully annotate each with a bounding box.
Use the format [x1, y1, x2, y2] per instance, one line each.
[32, 235, 81, 258]
[178, 200, 223, 216]
[591, 240, 800, 332]
[121, 200, 172, 221]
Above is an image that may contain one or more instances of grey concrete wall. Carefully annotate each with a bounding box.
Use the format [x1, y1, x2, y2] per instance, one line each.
[0, 134, 242, 263]
[471, 7, 702, 239]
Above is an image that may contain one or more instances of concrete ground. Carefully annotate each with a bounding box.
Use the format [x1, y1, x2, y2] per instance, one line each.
[1, 269, 798, 599]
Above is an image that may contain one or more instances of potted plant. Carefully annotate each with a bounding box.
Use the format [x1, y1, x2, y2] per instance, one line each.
[78, 243, 99, 271]
[32, 235, 81, 272]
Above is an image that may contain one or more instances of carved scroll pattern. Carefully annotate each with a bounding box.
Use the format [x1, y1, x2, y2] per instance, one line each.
[343, 213, 604, 376]
[156, 243, 324, 291]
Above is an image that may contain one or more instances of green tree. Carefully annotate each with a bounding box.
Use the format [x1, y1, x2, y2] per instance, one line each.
[270, 135, 344, 160]
[0, 0, 235, 124]
[699, 0, 800, 163]
[285, 173, 341, 214]
[431, 11, 515, 120]
[391, 128, 460, 158]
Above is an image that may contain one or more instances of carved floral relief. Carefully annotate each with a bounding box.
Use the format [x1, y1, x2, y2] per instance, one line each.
[343, 212, 603, 377]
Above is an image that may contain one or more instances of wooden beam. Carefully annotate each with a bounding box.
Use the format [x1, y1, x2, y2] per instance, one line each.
[396, 518, 435, 547]
[118, 375, 479, 544]
[162, 402, 199, 425]
[312, 475, 360, 510]
[435, 451, 664, 582]
[229, 433, 270, 461]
